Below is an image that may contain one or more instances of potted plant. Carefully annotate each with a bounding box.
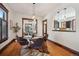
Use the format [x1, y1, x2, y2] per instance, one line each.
[11, 23, 20, 40]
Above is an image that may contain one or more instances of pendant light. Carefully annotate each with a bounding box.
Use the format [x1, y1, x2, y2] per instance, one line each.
[32, 3, 36, 19]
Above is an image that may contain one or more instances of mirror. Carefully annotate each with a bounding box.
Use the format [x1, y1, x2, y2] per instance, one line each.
[53, 7, 76, 32]
[22, 18, 37, 37]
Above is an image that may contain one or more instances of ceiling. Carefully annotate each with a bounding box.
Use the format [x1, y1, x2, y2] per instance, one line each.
[6, 3, 61, 18]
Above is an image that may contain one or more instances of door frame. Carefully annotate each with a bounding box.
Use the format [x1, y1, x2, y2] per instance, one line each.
[22, 18, 37, 37]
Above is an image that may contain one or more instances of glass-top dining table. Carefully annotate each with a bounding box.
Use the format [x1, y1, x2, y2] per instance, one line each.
[23, 35, 43, 44]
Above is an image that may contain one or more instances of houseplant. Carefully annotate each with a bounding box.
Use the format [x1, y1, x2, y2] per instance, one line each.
[11, 23, 20, 40]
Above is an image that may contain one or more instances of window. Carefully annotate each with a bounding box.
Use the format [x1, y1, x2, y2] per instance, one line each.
[0, 3, 8, 43]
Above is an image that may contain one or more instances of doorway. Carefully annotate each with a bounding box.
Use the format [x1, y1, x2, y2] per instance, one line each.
[42, 20, 47, 36]
[22, 18, 37, 37]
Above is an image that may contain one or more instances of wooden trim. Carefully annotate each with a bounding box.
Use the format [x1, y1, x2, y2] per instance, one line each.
[22, 19, 23, 37]
[5, 4, 8, 43]
[36, 19, 38, 34]
[0, 3, 8, 13]
[0, 39, 15, 54]
[52, 30, 76, 32]
[22, 18, 33, 20]
[48, 40, 79, 56]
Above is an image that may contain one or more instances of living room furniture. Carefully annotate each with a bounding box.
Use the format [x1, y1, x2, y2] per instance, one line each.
[17, 37, 30, 49]
[30, 38, 45, 52]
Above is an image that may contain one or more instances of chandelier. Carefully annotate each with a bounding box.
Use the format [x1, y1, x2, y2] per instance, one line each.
[64, 8, 67, 21]
[32, 3, 36, 19]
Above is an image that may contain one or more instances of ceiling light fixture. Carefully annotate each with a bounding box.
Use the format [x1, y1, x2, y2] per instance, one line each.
[64, 8, 67, 21]
[57, 9, 60, 21]
[32, 3, 36, 19]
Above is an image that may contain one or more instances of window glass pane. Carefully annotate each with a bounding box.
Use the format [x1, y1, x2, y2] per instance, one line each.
[4, 12, 7, 20]
[25, 24, 32, 35]
[0, 8, 6, 20]
[2, 20, 6, 39]
[0, 8, 3, 19]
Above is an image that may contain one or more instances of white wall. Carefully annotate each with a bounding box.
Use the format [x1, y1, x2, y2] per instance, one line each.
[10, 12, 43, 37]
[37, 17, 42, 36]
[44, 3, 79, 52]
[0, 4, 15, 50]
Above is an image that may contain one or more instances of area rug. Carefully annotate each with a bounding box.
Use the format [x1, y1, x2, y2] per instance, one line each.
[21, 48, 48, 56]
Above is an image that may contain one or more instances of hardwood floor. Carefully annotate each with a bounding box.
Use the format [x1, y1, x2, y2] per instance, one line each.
[47, 41, 75, 56]
[0, 41, 21, 56]
[0, 40, 75, 56]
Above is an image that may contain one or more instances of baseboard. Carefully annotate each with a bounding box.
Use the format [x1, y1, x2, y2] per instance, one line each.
[0, 39, 15, 54]
[48, 40, 79, 56]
